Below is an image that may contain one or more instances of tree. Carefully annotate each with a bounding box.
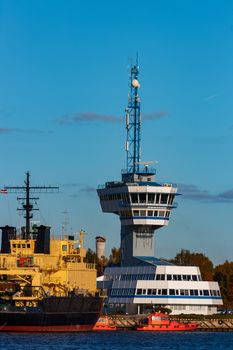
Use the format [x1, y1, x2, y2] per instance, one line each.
[170, 249, 214, 281]
[108, 247, 121, 266]
[214, 260, 233, 307]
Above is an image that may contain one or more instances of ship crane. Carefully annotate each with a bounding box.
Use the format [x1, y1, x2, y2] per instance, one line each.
[4, 171, 59, 239]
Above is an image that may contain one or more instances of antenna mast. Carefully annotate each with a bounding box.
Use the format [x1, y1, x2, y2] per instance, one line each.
[125, 58, 141, 173]
[5, 171, 59, 239]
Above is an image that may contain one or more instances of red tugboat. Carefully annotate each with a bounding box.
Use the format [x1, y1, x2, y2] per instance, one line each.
[136, 312, 197, 331]
[93, 315, 117, 331]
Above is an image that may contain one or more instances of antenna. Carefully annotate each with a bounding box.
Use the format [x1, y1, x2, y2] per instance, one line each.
[4, 171, 59, 239]
[125, 58, 141, 173]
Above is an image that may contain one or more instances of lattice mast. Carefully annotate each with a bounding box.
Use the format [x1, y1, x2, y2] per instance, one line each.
[5, 171, 59, 239]
[125, 60, 141, 173]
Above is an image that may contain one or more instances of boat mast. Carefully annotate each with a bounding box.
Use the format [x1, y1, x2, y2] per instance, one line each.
[4, 171, 59, 239]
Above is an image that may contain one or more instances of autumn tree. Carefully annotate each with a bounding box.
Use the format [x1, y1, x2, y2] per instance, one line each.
[170, 249, 214, 281]
[108, 247, 121, 266]
[214, 261, 233, 308]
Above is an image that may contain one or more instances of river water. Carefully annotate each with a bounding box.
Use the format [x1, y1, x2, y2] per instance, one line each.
[0, 331, 233, 350]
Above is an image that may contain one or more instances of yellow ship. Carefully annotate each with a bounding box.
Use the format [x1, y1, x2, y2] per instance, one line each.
[0, 172, 102, 332]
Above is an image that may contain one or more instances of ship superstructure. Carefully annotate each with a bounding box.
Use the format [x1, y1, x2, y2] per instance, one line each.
[0, 172, 102, 331]
[97, 62, 223, 315]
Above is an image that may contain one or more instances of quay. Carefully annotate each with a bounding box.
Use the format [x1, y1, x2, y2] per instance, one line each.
[105, 314, 233, 332]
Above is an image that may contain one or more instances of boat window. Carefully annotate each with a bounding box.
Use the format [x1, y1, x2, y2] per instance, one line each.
[190, 290, 194, 296]
[169, 289, 175, 295]
[199, 290, 203, 296]
[192, 275, 197, 281]
[180, 289, 185, 296]
[157, 289, 162, 295]
[168, 195, 174, 205]
[152, 289, 157, 295]
[140, 210, 146, 216]
[142, 289, 146, 295]
[217, 291, 220, 296]
[175, 290, 179, 295]
[13, 244, 16, 248]
[62, 245, 67, 251]
[148, 193, 155, 203]
[161, 274, 165, 280]
[136, 289, 142, 295]
[133, 210, 139, 216]
[156, 274, 161, 280]
[165, 211, 170, 217]
[26, 243, 30, 248]
[22, 244, 26, 248]
[154, 210, 158, 216]
[17, 244, 21, 248]
[148, 210, 153, 216]
[177, 275, 182, 281]
[203, 290, 209, 296]
[155, 194, 160, 204]
[162, 289, 167, 295]
[158, 211, 165, 217]
[182, 275, 187, 281]
[167, 274, 172, 280]
[147, 289, 152, 295]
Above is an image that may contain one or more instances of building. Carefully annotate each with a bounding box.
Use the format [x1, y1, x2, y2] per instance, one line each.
[97, 62, 223, 315]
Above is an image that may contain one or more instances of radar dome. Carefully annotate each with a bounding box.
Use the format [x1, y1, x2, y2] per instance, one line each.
[132, 79, 140, 88]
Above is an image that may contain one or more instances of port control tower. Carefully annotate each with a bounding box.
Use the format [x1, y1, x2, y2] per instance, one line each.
[97, 62, 178, 266]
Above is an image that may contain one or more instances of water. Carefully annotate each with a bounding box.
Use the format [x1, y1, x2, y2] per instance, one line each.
[0, 332, 233, 350]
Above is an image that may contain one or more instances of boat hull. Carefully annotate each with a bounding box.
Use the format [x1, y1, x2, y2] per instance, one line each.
[0, 295, 102, 332]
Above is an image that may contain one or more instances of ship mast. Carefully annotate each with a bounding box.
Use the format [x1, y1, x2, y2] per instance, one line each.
[4, 171, 59, 239]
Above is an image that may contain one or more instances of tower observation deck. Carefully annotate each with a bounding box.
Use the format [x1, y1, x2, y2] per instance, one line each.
[97, 62, 178, 266]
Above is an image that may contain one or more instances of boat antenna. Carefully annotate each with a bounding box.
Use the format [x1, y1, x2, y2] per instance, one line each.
[4, 171, 59, 239]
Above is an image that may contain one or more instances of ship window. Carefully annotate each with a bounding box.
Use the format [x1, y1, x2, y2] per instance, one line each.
[182, 275, 187, 281]
[173, 275, 177, 281]
[217, 291, 220, 296]
[147, 289, 152, 295]
[148, 194, 155, 203]
[27, 244, 30, 248]
[139, 193, 147, 203]
[192, 275, 197, 281]
[161, 274, 165, 280]
[148, 210, 153, 216]
[199, 290, 203, 296]
[154, 211, 158, 216]
[62, 245, 67, 251]
[161, 194, 168, 204]
[22, 244, 26, 248]
[167, 274, 172, 280]
[165, 211, 170, 218]
[158, 211, 165, 217]
[175, 290, 179, 295]
[13, 244, 16, 248]
[136, 289, 142, 295]
[190, 290, 194, 296]
[155, 194, 160, 204]
[162, 289, 167, 295]
[142, 289, 146, 295]
[203, 290, 209, 296]
[157, 289, 162, 295]
[17, 244, 21, 248]
[133, 210, 139, 216]
[152, 289, 157, 295]
[131, 194, 138, 203]
[180, 289, 185, 296]
[140, 210, 146, 216]
[169, 289, 175, 295]
[177, 275, 182, 281]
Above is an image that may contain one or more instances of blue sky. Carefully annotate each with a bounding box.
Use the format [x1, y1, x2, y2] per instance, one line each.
[0, 0, 233, 265]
